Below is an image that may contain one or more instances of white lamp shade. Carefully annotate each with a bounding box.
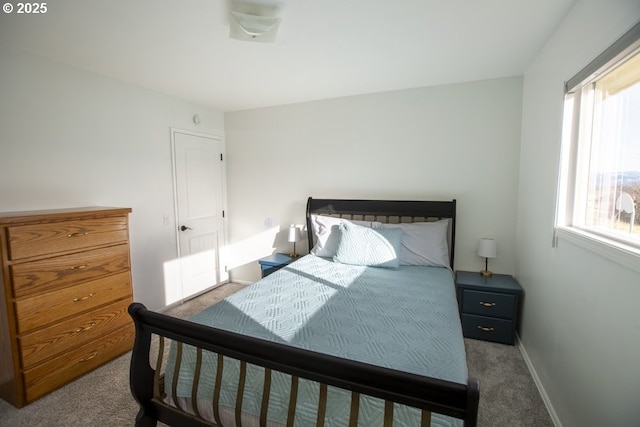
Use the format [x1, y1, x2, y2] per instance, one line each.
[477, 238, 497, 258]
[288, 225, 300, 243]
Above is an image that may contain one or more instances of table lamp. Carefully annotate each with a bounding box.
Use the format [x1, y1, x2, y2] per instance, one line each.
[288, 224, 300, 257]
[477, 238, 496, 277]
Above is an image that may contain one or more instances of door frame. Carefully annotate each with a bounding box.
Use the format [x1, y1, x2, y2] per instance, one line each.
[170, 127, 229, 290]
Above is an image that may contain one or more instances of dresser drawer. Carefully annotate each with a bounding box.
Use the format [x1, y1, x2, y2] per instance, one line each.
[22, 324, 134, 403]
[14, 270, 132, 334]
[18, 298, 132, 368]
[461, 314, 514, 345]
[7, 216, 129, 261]
[461, 289, 516, 319]
[11, 244, 130, 298]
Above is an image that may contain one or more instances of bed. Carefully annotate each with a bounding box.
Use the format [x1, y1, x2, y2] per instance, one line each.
[128, 197, 479, 427]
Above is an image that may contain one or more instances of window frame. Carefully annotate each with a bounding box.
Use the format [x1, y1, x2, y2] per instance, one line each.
[555, 20, 640, 272]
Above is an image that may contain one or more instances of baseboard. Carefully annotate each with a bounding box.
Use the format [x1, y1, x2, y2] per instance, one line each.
[231, 279, 253, 285]
[516, 335, 563, 427]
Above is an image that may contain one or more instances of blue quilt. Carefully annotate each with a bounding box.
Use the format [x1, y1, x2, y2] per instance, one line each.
[167, 255, 467, 427]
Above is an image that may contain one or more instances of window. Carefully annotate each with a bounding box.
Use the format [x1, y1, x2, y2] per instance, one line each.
[556, 21, 640, 262]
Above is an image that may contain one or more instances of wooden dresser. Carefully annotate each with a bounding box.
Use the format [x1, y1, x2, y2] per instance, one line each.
[0, 207, 134, 407]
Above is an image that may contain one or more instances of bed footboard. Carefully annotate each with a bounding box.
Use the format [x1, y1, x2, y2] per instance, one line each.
[128, 303, 479, 427]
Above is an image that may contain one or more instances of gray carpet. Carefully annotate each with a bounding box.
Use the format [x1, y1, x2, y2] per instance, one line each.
[0, 282, 553, 427]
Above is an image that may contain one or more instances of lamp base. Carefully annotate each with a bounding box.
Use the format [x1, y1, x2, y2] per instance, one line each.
[480, 270, 493, 277]
[289, 253, 299, 258]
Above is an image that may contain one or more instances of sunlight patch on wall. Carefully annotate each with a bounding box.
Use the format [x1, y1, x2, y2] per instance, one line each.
[220, 225, 281, 270]
[163, 256, 182, 306]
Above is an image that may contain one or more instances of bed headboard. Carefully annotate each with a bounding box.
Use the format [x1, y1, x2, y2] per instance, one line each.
[305, 197, 457, 269]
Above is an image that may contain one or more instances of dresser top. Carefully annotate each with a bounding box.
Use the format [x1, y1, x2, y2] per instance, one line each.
[0, 207, 132, 225]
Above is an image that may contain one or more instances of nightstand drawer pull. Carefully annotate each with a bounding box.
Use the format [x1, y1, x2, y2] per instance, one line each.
[477, 326, 495, 332]
[479, 302, 496, 307]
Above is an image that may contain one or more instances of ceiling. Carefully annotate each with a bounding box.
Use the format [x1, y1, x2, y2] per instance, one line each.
[0, 0, 577, 112]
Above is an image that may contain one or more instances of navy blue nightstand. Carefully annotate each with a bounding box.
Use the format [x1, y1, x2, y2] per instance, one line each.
[455, 271, 523, 345]
[258, 253, 297, 278]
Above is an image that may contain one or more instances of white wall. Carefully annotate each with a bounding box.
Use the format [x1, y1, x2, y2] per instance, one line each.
[225, 77, 523, 282]
[516, 1, 640, 426]
[0, 45, 225, 311]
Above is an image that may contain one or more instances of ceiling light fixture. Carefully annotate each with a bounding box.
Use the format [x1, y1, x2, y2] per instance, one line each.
[229, 10, 281, 43]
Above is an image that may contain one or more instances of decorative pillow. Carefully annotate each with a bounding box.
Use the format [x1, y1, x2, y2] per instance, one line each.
[383, 220, 450, 268]
[309, 215, 381, 257]
[333, 222, 403, 269]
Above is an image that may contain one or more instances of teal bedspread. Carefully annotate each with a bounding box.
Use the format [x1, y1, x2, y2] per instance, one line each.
[166, 255, 467, 427]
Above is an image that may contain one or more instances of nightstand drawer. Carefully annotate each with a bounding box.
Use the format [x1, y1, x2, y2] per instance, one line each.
[461, 314, 514, 345]
[461, 289, 516, 319]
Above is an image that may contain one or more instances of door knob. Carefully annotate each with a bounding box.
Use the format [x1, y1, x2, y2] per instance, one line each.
[180, 225, 192, 231]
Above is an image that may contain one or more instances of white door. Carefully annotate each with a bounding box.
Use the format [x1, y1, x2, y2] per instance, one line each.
[172, 129, 226, 300]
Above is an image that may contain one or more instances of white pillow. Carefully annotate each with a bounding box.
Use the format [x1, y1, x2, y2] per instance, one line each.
[310, 215, 381, 257]
[383, 220, 451, 268]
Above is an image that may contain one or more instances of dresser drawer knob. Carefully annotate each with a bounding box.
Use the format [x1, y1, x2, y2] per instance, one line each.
[67, 232, 89, 238]
[479, 302, 496, 307]
[73, 293, 95, 302]
[79, 352, 98, 362]
[75, 322, 97, 333]
[477, 326, 495, 332]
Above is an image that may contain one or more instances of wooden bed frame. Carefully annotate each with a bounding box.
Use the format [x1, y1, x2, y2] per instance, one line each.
[129, 197, 479, 427]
